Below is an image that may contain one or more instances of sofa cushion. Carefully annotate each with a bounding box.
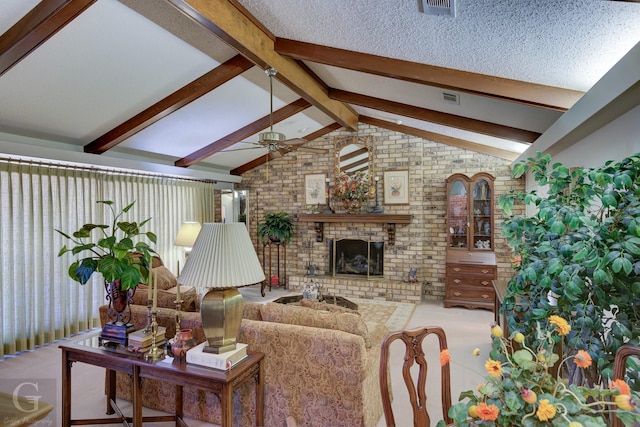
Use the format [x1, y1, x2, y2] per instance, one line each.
[132, 287, 200, 312]
[260, 302, 371, 348]
[242, 302, 263, 321]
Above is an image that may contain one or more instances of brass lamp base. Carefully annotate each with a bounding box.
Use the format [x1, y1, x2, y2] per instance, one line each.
[200, 287, 244, 354]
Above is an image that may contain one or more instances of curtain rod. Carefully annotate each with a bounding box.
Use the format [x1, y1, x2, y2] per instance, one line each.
[0, 154, 217, 184]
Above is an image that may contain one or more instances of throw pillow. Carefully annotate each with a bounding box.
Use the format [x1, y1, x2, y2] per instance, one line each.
[260, 302, 371, 348]
[132, 287, 200, 312]
[153, 266, 177, 290]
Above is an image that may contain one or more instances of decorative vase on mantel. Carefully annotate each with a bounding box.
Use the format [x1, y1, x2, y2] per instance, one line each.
[342, 198, 362, 214]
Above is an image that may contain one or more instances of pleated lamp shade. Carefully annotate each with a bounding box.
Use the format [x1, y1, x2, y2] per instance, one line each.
[177, 223, 265, 353]
[178, 223, 265, 293]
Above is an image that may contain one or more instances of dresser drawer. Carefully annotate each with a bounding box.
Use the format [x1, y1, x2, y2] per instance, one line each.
[447, 264, 495, 277]
[446, 285, 495, 303]
[447, 275, 494, 288]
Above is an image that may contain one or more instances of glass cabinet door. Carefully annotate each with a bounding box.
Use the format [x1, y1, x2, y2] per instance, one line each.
[447, 179, 469, 249]
[472, 179, 492, 250]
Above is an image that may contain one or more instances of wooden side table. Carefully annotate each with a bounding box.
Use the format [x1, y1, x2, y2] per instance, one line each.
[60, 335, 264, 427]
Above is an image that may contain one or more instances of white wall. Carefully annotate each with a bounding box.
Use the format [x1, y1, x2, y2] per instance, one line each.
[552, 104, 640, 168]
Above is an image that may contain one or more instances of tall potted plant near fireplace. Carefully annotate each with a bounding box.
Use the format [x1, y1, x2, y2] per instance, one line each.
[257, 211, 294, 245]
[56, 200, 156, 344]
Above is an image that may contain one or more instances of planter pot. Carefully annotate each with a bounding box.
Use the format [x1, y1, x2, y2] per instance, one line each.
[99, 280, 135, 347]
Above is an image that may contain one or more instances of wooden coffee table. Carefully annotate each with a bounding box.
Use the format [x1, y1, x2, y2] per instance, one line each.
[60, 334, 264, 427]
[273, 294, 358, 311]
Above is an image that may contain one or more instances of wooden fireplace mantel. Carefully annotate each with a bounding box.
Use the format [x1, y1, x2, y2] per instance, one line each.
[297, 213, 412, 245]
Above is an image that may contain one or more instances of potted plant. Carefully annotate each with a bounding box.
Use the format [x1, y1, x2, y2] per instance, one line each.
[498, 152, 640, 390]
[56, 200, 156, 343]
[441, 319, 640, 426]
[257, 211, 294, 244]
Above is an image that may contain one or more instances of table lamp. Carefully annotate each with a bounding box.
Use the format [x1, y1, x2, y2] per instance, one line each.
[177, 223, 265, 354]
[174, 221, 201, 274]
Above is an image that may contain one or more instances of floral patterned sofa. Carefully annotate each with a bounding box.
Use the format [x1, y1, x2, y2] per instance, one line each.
[98, 296, 388, 427]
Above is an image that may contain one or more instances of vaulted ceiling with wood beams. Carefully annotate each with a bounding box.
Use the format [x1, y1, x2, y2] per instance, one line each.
[1, 0, 639, 182]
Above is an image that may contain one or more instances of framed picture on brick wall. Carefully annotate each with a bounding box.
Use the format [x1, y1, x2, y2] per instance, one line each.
[383, 170, 409, 205]
[305, 173, 326, 205]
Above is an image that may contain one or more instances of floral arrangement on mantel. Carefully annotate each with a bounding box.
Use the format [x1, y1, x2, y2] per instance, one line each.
[438, 316, 640, 427]
[333, 170, 372, 202]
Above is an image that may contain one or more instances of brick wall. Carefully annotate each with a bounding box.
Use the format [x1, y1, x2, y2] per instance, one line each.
[239, 123, 525, 303]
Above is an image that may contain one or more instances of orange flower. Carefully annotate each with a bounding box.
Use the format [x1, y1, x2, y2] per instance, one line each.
[536, 399, 557, 421]
[574, 350, 592, 368]
[476, 402, 499, 421]
[549, 315, 571, 336]
[439, 349, 451, 366]
[485, 360, 502, 377]
[615, 394, 634, 411]
[609, 379, 631, 396]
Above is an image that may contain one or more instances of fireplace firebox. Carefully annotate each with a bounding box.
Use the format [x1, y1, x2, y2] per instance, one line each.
[329, 239, 383, 278]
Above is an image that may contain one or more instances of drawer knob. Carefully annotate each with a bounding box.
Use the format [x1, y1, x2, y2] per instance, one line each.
[482, 294, 490, 299]
[454, 292, 462, 296]
[481, 269, 489, 274]
[454, 268, 461, 272]
[481, 281, 489, 286]
[453, 279, 461, 284]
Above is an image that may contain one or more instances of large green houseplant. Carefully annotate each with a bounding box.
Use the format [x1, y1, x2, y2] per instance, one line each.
[498, 152, 640, 392]
[56, 200, 157, 290]
[257, 211, 294, 244]
[56, 200, 156, 341]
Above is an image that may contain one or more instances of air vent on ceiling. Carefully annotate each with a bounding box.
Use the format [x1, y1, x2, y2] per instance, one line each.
[442, 92, 460, 104]
[418, 0, 456, 18]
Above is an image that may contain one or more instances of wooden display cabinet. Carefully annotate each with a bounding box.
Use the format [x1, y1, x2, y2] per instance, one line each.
[445, 173, 497, 310]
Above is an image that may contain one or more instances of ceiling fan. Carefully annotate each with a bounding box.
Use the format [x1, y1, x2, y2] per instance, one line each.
[224, 68, 328, 158]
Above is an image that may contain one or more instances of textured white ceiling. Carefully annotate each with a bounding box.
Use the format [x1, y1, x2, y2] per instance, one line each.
[237, 0, 640, 92]
[1, 0, 639, 180]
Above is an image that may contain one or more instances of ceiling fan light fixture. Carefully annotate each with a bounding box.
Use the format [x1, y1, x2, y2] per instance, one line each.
[259, 131, 286, 143]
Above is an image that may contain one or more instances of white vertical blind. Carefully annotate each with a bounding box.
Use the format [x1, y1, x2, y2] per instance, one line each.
[0, 158, 216, 358]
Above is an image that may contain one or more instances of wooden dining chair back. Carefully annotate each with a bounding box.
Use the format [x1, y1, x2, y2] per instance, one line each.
[611, 344, 640, 427]
[379, 326, 453, 427]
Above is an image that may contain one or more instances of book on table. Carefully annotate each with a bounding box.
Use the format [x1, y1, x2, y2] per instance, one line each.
[186, 342, 248, 370]
[127, 327, 166, 352]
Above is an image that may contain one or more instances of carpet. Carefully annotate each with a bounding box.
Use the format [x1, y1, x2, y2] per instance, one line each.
[352, 297, 416, 331]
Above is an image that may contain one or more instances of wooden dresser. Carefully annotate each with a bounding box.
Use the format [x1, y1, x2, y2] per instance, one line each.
[444, 250, 497, 310]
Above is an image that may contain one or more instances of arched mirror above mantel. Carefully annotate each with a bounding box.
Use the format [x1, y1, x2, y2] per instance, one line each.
[334, 135, 375, 179]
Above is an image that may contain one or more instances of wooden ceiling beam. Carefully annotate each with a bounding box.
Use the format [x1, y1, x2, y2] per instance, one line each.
[169, 0, 359, 130]
[275, 38, 584, 112]
[0, 0, 96, 77]
[231, 122, 342, 175]
[84, 54, 253, 154]
[360, 116, 520, 161]
[176, 98, 311, 167]
[330, 89, 540, 144]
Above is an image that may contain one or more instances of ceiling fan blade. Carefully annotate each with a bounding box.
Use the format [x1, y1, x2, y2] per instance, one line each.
[223, 146, 265, 153]
[281, 138, 308, 146]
